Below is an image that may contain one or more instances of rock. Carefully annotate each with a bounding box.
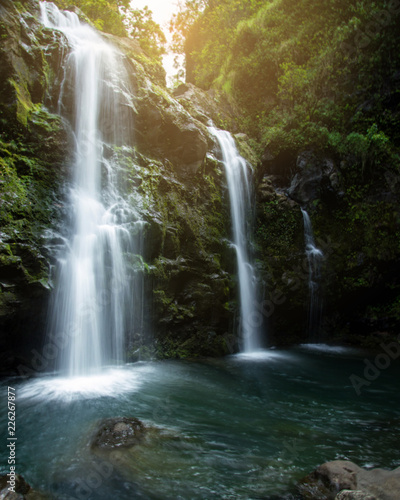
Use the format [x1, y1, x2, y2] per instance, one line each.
[287, 151, 338, 205]
[357, 465, 400, 500]
[103, 32, 166, 87]
[134, 88, 209, 178]
[299, 460, 400, 500]
[0, 0, 71, 368]
[172, 82, 236, 131]
[0, 491, 24, 500]
[0, 474, 30, 495]
[298, 460, 360, 499]
[91, 417, 147, 450]
[0, 473, 48, 499]
[259, 149, 296, 189]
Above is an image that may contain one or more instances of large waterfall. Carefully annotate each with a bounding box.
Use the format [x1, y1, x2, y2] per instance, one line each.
[41, 2, 143, 376]
[301, 208, 324, 342]
[210, 128, 262, 352]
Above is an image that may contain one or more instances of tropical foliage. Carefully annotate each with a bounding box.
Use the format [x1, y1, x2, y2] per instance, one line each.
[53, 0, 166, 62]
[125, 6, 166, 60]
[174, 0, 400, 169]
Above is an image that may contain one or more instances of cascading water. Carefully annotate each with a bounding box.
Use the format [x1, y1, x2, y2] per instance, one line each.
[301, 208, 324, 342]
[210, 128, 262, 352]
[41, 2, 143, 376]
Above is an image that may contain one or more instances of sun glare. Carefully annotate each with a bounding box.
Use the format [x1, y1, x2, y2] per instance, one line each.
[131, 0, 178, 27]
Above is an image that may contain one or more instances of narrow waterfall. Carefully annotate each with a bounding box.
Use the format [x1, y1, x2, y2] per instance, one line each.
[41, 2, 143, 376]
[210, 128, 262, 352]
[301, 208, 324, 342]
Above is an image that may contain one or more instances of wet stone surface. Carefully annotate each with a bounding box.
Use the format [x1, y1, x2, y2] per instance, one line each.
[90, 417, 147, 450]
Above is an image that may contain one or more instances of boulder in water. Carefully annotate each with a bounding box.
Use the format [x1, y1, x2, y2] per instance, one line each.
[91, 417, 147, 450]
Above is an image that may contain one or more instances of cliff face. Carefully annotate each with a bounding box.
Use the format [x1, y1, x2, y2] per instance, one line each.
[255, 146, 400, 347]
[0, 0, 242, 371]
[0, 0, 72, 368]
[3, 1, 396, 370]
[179, 0, 400, 347]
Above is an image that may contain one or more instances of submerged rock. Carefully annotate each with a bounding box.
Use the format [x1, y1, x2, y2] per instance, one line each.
[91, 417, 147, 450]
[298, 460, 400, 500]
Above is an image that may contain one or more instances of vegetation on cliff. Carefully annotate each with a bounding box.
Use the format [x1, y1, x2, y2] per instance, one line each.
[176, 0, 400, 342]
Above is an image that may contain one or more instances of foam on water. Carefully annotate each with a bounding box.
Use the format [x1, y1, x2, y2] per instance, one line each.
[298, 343, 361, 355]
[232, 349, 295, 362]
[17, 365, 153, 402]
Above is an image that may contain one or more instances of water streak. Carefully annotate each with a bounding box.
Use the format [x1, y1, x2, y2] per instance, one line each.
[210, 128, 262, 352]
[41, 2, 143, 376]
[301, 208, 324, 342]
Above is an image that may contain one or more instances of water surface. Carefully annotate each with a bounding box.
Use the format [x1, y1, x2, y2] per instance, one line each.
[1, 347, 399, 499]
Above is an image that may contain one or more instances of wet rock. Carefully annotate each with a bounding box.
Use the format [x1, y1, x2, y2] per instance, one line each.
[0, 491, 24, 500]
[298, 460, 360, 498]
[134, 91, 209, 178]
[0, 474, 30, 496]
[259, 149, 296, 189]
[299, 460, 400, 500]
[287, 151, 338, 205]
[172, 82, 236, 131]
[0, 0, 71, 365]
[0, 473, 48, 499]
[91, 417, 147, 450]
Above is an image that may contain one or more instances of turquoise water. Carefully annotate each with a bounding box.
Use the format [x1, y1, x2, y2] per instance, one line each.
[1, 346, 400, 499]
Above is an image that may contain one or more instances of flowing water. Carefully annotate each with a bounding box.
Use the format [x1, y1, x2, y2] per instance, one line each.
[301, 209, 324, 342]
[40, 2, 143, 376]
[1, 347, 400, 499]
[210, 128, 262, 352]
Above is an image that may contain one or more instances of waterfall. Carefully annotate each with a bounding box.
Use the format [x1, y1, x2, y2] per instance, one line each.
[210, 128, 262, 352]
[40, 2, 143, 376]
[301, 208, 323, 342]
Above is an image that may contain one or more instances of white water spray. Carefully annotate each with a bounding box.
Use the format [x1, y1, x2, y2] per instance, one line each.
[301, 208, 324, 342]
[210, 128, 262, 352]
[41, 2, 142, 376]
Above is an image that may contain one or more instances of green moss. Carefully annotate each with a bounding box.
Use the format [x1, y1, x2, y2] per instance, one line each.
[8, 78, 34, 126]
[256, 197, 302, 258]
[128, 51, 166, 87]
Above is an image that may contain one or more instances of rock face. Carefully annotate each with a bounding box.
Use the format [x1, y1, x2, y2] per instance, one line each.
[0, 0, 72, 372]
[298, 460, 400, 500]
[0, 0, 243, 367]
[255, 138, 400, 345]
[287, 151, 339, 206]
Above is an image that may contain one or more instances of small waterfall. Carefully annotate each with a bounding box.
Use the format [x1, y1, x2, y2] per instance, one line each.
[301, 208, 323, 342]
[41, 2, 143, 376]
[210, 128, 262, 352]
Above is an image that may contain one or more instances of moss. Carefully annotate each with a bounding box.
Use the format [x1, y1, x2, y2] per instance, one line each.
[256, 197, 303, 259]
[127, 51, 166, 88]
[8, 78, 35, 126]
[234, 133, 259, 166]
